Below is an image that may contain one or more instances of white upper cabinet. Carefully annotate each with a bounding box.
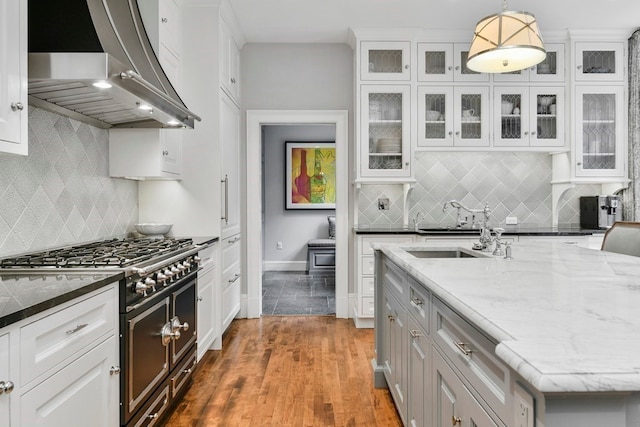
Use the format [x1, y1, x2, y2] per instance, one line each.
[493, 43, 565, 83]
[574, 85, 625, 178]
[220, 18, 241, 103]
[493, 86, 565, 148]
[417, 85, 490, 148]
[359, 85, 411, 178]
[110, 0, 184, 180]
[574, 41, 625, 82]
[0, 0, 28, 155]
[418, 43, 489, 82]
[360, 41, 411, 81]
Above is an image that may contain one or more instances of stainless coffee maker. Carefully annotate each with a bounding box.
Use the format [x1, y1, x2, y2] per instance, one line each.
[580, 195, 622, 229]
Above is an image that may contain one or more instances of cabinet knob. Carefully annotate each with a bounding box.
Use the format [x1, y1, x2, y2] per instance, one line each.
[230, 78, 236, 84]
[109, 366, 121, 376]
[404, 161, 409, 167]
[0, 381, 14, 394]
[452, 416, 462, 426]
[404, 64, 409, 70]
[577, 65, 583, 70]
[161, 17, 168, 23]
[524, 131, 529, 135]
[531, 131, 536, 136]
[10, 102, 24, 111]
[454, 65, 460, 71]
[197, 296, 203, 302]
[162, 150, 169, 156]
[448, 131, 453, 136]
[455, 131, 460, 136]
[448, 66, 453, 71]
[577, 162, 582, 166]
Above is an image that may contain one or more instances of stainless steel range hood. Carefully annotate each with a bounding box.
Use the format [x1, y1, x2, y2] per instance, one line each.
[28, 0, 201, 129]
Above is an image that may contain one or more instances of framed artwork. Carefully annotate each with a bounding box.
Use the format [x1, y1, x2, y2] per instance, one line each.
[285, 141, 336, 209]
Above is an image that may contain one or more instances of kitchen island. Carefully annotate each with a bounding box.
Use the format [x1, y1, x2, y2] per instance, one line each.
[374, 239, 640, 427]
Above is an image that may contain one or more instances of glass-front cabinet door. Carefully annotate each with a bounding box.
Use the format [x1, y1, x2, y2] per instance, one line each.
[417, 86, 489, 148]
[575, 86, 625, 177]
[494, 87, 564, 148]
[574, 42, 624, 82]
[493, 43, 565, 83]
[417, 43, 454, 82]
[360, 85, 411, 178]
[360, 41, 411, 81]
[453, 44, 489, 82]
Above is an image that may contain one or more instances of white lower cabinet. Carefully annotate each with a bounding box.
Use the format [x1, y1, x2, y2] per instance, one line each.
[0, 333, 12, 426]
[408, 316, 430, 427]
[221, 234, 241, 333]
[383, 285, 408, 425]
[0, 284, 119, 426]
[197, 243, 218, 360]
[20, 335, 118, 426]
[354, 234, 414, 328]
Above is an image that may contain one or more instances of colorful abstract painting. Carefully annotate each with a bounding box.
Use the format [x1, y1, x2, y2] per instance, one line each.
[285, 142, 336, 209]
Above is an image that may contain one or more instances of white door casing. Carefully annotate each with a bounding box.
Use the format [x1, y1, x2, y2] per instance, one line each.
[246, 110, 349, 318]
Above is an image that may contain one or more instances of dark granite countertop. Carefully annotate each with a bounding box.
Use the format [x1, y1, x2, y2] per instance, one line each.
[0, 271, 123, 329]
[353, 225, 605, 236]
[0, 236, 219, 330]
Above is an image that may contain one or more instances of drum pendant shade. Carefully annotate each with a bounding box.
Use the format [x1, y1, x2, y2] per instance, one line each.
[467, 7, 546, 73]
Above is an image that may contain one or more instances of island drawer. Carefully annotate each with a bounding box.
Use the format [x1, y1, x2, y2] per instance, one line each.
[407, 276, 429, 334]
[382, 258, 407, 301]
[432, 296, 509, 424]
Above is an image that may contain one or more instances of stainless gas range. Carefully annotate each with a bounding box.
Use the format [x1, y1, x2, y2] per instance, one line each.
[0, 237, 202, 427]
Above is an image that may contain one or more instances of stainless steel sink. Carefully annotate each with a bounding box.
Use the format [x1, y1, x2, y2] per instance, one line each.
[404, 248, 486, 258]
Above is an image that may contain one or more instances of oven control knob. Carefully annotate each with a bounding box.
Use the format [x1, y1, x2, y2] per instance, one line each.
[144, 277, 156, 292]
[183, 261, 191, 270]
[171, 265, 180, 276]
[156, 272, 168, 286]
[163, 268, 174, 280]
[193, 256, 201, 265]
[134, 281, 148, 296]
[177, 262, 187, 272]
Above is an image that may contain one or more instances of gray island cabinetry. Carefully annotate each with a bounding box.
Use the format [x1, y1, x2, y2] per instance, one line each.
[373, 240, 640, 427]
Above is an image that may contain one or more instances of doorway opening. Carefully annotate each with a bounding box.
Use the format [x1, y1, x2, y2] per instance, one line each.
[245, 111, 349, 319]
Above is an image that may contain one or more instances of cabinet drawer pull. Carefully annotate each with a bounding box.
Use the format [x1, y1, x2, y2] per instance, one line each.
[409, 329, 422, 338]
[228, 274, 240, 284]
[452, 415, 462, 425]
[387, 315, 395, 322]
[228, 237, 241, 244]
[66, 323, 88, 335]
[110, 366, 121, 376]
[453, 341, 474, 356]
[410, 296, 423, 306]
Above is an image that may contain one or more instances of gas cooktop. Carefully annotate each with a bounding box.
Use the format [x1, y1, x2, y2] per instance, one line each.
[0, 238, 195, 269]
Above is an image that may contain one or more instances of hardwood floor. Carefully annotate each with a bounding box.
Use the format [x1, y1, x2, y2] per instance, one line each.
[163, 317, 402, 427]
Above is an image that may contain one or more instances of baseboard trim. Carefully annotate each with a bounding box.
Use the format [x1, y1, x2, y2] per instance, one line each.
[263, 261, 307, 272]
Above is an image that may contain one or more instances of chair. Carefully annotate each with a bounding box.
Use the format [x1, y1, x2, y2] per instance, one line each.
[307, 216, 336, 274]
[601, 221, 640, 257]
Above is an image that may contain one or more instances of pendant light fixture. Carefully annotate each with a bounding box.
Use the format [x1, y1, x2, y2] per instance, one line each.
[466, 0, 546, 73]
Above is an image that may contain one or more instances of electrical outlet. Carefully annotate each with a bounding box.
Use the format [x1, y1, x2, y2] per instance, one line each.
[506, 216, 518, 225]
[276, 241, 283, 250]
[378, 198, 390, 210]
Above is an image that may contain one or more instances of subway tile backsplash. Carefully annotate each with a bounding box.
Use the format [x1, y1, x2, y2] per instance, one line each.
[358, 151, 600, 228]
[0, 107, 138, 257]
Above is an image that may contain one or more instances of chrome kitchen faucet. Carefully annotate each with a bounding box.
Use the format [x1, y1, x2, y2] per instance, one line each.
[443, 200, 494, 251]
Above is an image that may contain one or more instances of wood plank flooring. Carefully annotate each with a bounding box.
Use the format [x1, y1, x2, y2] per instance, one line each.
[163, 316, 402, 427]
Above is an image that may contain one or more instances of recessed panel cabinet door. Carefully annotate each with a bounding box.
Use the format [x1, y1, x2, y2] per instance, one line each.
[0, 0, 27, 155]
[20, 336, 118, 426]
[220, 94, 241, 238]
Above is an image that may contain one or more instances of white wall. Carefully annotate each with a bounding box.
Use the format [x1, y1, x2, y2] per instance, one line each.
[262, 125, 336, 269]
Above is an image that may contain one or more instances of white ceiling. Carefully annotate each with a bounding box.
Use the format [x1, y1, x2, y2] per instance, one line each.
[227, 0, 640, 44]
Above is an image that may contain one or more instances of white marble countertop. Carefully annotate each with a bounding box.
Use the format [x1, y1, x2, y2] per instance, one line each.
[377, 240, 640, 394]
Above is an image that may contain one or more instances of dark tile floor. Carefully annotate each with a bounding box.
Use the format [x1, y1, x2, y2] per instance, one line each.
[262, 271, 336, 315]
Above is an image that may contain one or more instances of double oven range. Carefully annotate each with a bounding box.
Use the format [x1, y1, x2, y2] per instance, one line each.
[0, 237, 202, 426]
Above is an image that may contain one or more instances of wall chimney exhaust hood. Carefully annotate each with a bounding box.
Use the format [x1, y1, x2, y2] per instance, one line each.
[28, 0, 201, 129]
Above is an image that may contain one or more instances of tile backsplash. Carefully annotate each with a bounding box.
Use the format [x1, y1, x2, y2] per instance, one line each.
[358, 151, 600, 228]
[0, 107, 138, 257]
